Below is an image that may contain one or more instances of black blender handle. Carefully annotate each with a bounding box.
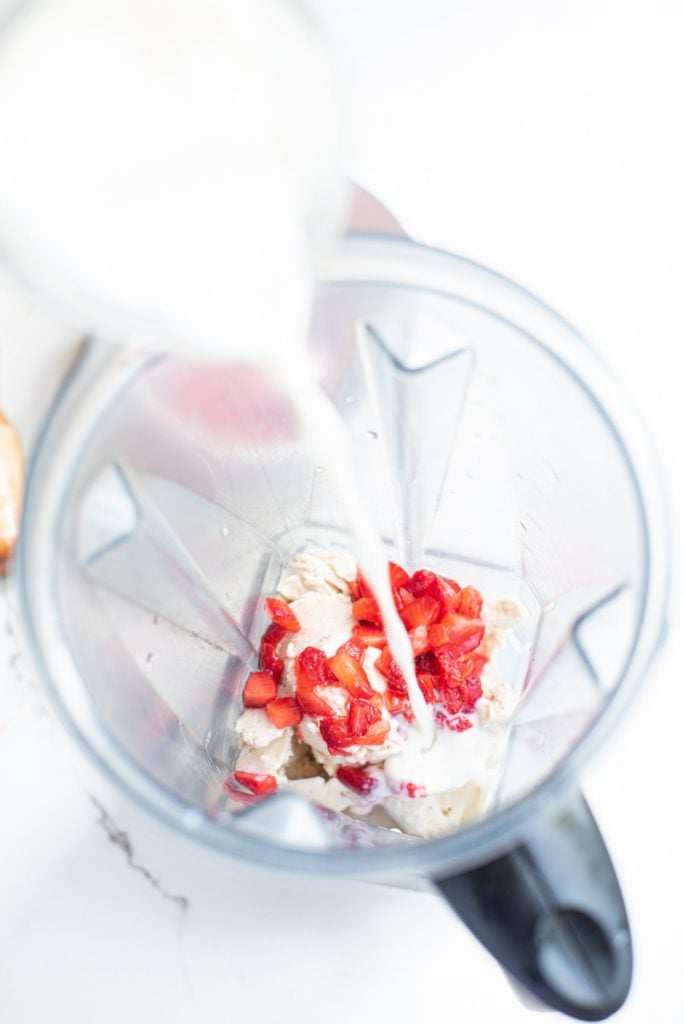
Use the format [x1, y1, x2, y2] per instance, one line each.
[434, 792, 632, 1021]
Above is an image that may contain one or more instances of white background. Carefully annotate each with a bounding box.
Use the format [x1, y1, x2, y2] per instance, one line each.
[1, 1, 683, 1022]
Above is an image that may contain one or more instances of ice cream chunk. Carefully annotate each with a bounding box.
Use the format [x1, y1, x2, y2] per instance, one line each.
[281, 590, 354, 659]
[278, 548, 357, 601]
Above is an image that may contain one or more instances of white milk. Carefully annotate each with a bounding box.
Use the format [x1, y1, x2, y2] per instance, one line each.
[0, 0, 431, 740]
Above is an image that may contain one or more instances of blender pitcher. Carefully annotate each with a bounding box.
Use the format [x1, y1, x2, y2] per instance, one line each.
[15, 234, 668, 1021]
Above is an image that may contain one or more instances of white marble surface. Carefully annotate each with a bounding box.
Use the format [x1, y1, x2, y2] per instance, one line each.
[1, 1, 684, 1021]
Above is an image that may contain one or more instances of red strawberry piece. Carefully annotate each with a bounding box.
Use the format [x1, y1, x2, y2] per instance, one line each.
[409, 625, 430, 656]
[460, 675, 483, 712]
[295, 647, 340, 718]
[441, 575, 463, 597]
[348, 699, 382, 738]
[266, 697, 302, 728]
[433, 644, 464, 686]
[357, 572, 374, 598]
[297, 646, 338, 686]
[388, 561, 410, 589]
[405, 569, 438, 599]
[443, 684, 465, 714]
[435, 711, 473, 733]
[405, 782, 428, 798]
[375, 648, 407, 693]
[428, 616, 484, 656]
[415, 650, 440, 675]
[385, 689, 412, 717]
[337, 637, 367, 663]
[264, 596, 301, 632]
[351, 625, 387, 649]
[296, 685, 340, 718]
[243, 671, 278, 708]
[327, 650, 375, 700]
[337, 765, 377, 795]
[232, 771, 278, 795]
[405, 570, 461, 616]
[319, 716, 354, 753]
[435, 576, 463, 614]
[352, 596, 383, 626]
[400, 595, 441, 630]
[259, 622, 286, 684]
[458, 585, 483, 619]
[354, 717, 390, 746]
[458, 652, 489, 679]
[417, 672, 439, 703]
[388, 562, 410, 610]
[348, 573, 362, 601]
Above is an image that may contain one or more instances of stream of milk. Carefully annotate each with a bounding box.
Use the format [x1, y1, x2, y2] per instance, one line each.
[0, 0, 433, 740]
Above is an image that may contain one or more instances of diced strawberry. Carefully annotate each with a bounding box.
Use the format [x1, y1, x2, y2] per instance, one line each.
[388, 561, 410, 589]
[327, 650, 375, 699]
[232, 771, 277, 795]
[441, 575, 463, 598]
[428, 616, 484, 656]
[266, 697, 302, 728]
[400, 595, 441, 630]
[295, 647, 340, 718]
[354, 717, 390, 746]
[434, 644, 464, 685]
[405, 570, 461, 616]
[296, 685, 338, 718]
[352, 596, 383, 626]
[458, 585, 483, 619]
[337, 765, 377, 795]
[409, 625, 430, 656]
[443, 684, 465, 714]
[435, 711, 473, 733]
[348, 573, 362, 601]
[264, 597, 301, 632]
[348, 699, 382, 738]
[461, 674, 483, 712]
[385, 689, 412, 717]
[405, 782, 428, 799]
[375, 648, 407, 693]
[405, 569, 438, 599]
[259, 622, 286, 684]
[357, 572, 374, 598]
[458, 652, 489, 679]
[435, 576, 463, 614]
[414, 650, 440, 675]
[243, 671, 277, 708]
[297, 646, 338, 687]
[319, 716, 354, 752]
[222, 778, 258, 806]
[337, 637, 367, 663]
[351, 625, 387, 649]
[417, 672, 439, 703]
[388, 562, 410, 610]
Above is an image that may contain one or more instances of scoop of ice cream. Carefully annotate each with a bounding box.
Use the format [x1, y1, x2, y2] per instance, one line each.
[278, 548, 357, 601]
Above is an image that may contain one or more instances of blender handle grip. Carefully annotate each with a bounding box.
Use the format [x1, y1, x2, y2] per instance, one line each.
[433, 792, 632, 1021]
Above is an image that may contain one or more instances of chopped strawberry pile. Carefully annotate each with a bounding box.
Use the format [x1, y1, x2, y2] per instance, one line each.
[236, 564, 489, 800]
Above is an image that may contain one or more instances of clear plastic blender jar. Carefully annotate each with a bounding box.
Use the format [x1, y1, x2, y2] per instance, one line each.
[14, 234, 668, 1020]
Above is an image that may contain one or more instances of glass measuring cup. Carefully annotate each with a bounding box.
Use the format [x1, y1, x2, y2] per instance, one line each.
[16, 235, 668, 1019]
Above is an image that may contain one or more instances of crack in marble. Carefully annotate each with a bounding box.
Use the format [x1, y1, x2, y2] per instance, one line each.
[91, 797, 190, 912]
